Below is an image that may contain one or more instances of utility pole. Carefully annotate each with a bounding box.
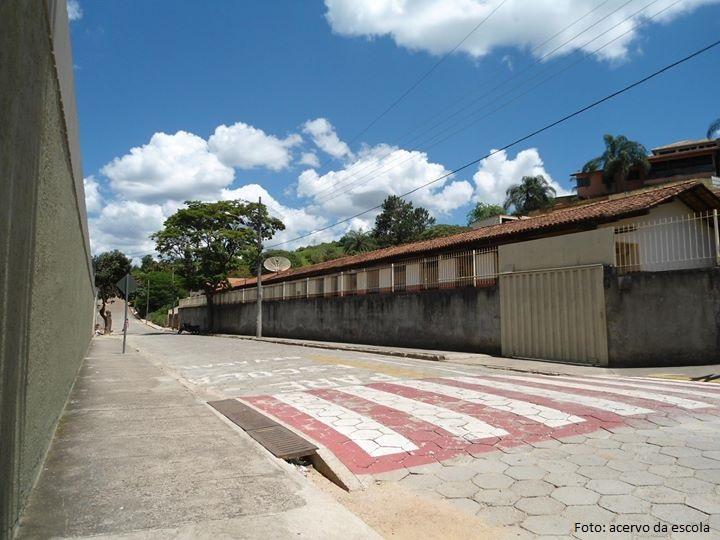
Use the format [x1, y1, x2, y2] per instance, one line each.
[122, 274, 129, 354]
[256, 196, 263, 338]
[145, 277, 150, 325]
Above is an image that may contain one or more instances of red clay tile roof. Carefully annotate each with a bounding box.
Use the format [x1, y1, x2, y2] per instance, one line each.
[233, 181, 719, 288]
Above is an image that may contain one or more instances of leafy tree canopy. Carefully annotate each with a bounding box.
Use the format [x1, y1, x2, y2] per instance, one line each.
[152, 199, 284, 296]
[466, 202, 504, 225]
[419, 224, 472, 241]
[340, 229, 378, 255]
[504, 175, 556, 216]
[93, 250, 131, 330]
[372, 195, 435, 248]
[582, 134, 649, 187]
[708, 118, 720, 139]
[130, 269, 188, 318]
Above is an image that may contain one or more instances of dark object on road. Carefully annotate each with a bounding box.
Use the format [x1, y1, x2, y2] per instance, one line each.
[178, 323, 200, 334]
[208, 399, 317, 460]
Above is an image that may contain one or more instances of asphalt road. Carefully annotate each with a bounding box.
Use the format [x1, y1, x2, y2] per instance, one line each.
[126, 318, 720, 539]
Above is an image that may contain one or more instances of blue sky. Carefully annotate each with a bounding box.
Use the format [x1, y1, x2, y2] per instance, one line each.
[68, 0, 720, 257]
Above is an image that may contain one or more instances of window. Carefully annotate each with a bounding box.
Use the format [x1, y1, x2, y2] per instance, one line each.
[393, 265, 406, 292]
[366, 269, 380, 293]
[422, 259, 439, 289]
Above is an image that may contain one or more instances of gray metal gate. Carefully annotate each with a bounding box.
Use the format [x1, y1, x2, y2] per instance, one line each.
[500, 264, 608, 366]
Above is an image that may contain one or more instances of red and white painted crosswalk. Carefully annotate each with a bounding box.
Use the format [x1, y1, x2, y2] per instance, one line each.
[240, 374, 720, 474]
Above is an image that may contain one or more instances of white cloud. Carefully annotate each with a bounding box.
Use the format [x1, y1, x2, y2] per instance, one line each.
[303, 118, 353, 160]
[83, 175, 102, 214]
[101, 131, 235, 205]
[324, 0, 719, 61]
[298, 143, 473, 231]
[472, 148, 570, 205]
[299, 152, 321, 168]
[89, 200, 165, 256]
[220, 184, 329, 246]
[208, 122, 302, 170]
[67, 0, 82, 21]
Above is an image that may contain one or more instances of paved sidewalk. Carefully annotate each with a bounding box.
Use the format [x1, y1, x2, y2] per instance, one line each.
[16, 335, 379, 539]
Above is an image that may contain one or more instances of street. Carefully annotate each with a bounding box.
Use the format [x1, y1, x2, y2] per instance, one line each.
[126, 320, 720, 539]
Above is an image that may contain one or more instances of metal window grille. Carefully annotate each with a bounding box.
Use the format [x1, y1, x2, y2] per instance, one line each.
[613, 211, 719, 273]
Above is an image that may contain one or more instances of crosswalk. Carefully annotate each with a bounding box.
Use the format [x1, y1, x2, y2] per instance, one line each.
[239, 373, 720, 474]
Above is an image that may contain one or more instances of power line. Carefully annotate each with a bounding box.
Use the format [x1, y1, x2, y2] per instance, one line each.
[313, 0, 665, 206]
[346, 0, 509, 145]
[268, 37, 720, 248]
[310, 0, 629, 202]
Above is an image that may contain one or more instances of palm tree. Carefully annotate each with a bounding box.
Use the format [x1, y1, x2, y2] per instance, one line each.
[582, 134, 649, 187]
[708, 118, 720, 139]
[340, 229, 377, 255]
[504, 175, 556, 215]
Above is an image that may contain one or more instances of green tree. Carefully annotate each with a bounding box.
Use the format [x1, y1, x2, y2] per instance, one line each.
[340, 229, 377, 254]
[152, 199, 284, 331]
[708, 118, 720, 139]
[93, 250, 131, 333]
[504, 175, 556, 215]
[466, 202, 504, 225]
[131, 269, 188, 319]
[419, 224, 471, 241]
[582, 134, 649, 187]
[372, 195, 435, 247]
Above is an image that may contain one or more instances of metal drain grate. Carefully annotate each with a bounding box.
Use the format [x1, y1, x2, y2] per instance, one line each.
[209, 399, 317, 460]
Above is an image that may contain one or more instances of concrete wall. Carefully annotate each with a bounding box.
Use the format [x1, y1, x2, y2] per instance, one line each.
[181, 287, 502, 354]
[0, 2, 94, 538]
[499, 228, 615, 273]
[605, 267, 720, 367]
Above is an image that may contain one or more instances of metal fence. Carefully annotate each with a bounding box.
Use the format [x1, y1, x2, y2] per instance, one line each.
[614, 210, 719, 273]
[180, 247, 498, 307]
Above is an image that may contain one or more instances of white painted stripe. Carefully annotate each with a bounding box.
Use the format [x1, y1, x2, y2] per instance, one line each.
[597, 375, 720, 392]
[489, 374, 714, 410]
[273, 392, 418, 456]
[393, 379, 585, 428]
[544, 375, 720, 402]
[337, 385, 508, 441]
[445, 376, 653, 416]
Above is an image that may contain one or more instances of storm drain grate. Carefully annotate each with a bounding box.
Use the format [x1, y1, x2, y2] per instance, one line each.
[208, 399, 317, 460]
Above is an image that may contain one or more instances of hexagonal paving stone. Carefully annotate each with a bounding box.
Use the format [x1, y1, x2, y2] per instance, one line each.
[515, 496, 565, 516]
[506, 466, 546, 481]
[399, 473, 442, 490]
[651, 503, 709, 524]
[536, 459, 579, 474]
[577, 466, 620, 480]
[659, 446, 702, 458]
[562, 505, 615, 527]
[372, 468, 410, 483]
[444, 497, 480, 514]
[436, 481, 479, 499]
[512, 480, 554, 497]
[633, 485, 686, 504]
[472, 458, 509, 474]
[665, 477, 715, 495]
[352, 429, 383, 440]
[685, 494, 720, 515]
[475, 505, 525, 527]
[551, 486, 600, 505]
[677, 456, 720, 470]
[599, 494, 651, 514]
[521, 514, 574, 535]
[473, 488, 520, 506]
[585, 479, 634, 495]
[618, 470, 664, 486]
[544, 472, 587, 487]
[607, 459, 647, 473]
[472, 472, 514, 490]
[647, 464, 694, 478]
[568, 454, 607, 467]
[435, 466, 478, 482]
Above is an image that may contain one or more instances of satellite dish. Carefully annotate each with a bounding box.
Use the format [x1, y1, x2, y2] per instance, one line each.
[263, 256, 291, 272]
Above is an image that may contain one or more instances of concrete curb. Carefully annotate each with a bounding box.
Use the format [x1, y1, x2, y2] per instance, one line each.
[214, 334, 447, 362]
